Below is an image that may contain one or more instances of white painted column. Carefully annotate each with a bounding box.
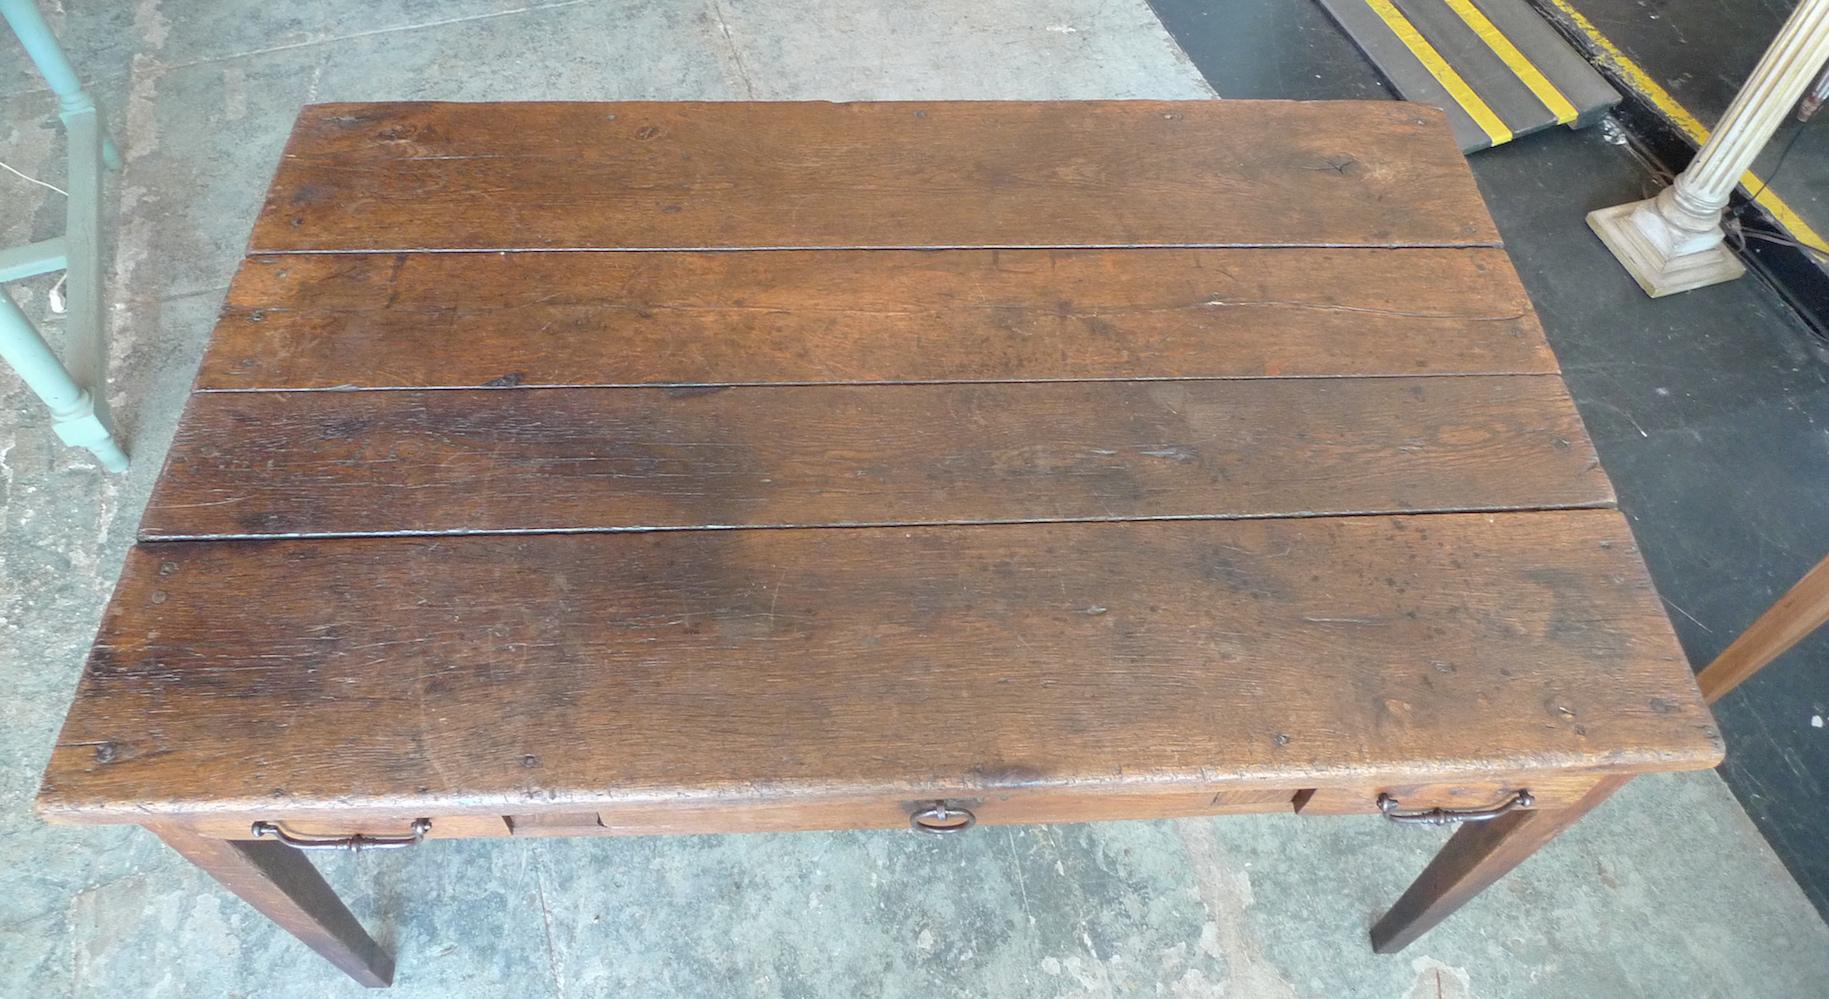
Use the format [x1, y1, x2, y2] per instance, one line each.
[1589, 0, 1829, 297]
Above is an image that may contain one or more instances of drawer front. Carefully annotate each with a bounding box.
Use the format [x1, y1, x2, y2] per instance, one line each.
[1294, 774, 1604, 816]
[180, 789, 1297, 842]
[594, 787, 1300, 836]
[191, 814, 511, 841]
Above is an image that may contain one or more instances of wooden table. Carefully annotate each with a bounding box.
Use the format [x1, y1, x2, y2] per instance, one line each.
[37, 101, 1722, 987]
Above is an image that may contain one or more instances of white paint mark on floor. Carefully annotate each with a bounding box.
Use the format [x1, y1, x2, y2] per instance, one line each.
[136, 0, 172, 49]
[1173, 818, 1301, 999]
[221, 66, 248, 120]
[1404, 956, 1475, 999]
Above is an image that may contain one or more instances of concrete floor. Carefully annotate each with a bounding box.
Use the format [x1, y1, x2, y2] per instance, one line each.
[2, 2, 1828, 996]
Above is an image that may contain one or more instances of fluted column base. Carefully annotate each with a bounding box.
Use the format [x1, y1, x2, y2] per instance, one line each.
[1587, 199, 1747, 298]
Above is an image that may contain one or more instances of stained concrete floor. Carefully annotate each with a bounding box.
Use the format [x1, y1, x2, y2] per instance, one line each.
[3, 2, 1828, 996]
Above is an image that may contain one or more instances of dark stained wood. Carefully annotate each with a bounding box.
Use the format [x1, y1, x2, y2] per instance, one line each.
[250, 101, 1500, 253]
[197, 248, 1555, 391]
[1370, 775, 1631, 953]
[42, 512, 1720, 824]
[1696, 552, 1829, 704]
[141, 375, 1612, 540]
[147, 824, 394, 987]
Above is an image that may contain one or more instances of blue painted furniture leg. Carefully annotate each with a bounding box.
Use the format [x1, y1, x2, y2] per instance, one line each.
[1, 0, 119, 167]
[0, 288, 127, 471]
[1, 0, 127, 471]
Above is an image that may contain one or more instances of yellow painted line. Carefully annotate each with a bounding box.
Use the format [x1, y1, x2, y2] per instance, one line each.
[1543, 0, 1829, 255]
[1364, 0, 1513, 146]
[1444, 0, 1579, 124]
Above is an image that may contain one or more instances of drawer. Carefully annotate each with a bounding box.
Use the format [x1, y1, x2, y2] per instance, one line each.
[180, 788, 1300, 843]
[191, 814, 510, 842]
[1293, 774, 1605, 816]
[593, 786, 1301, 836]
[177, 777, 1602, 844]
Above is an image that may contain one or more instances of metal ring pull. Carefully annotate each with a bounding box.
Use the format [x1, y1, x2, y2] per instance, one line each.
[251, 818, 432, 851]
[1376, 790, 1534, 826]
[909, 801, 976, 834]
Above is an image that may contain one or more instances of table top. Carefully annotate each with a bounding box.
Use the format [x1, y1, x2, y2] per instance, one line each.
[38, 101, 1721, 825]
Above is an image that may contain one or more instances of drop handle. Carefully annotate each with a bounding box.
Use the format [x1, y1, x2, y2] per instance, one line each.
[251, 818, 432, 851]
[1376, 790, 1534, 826]
[909, 801, 976, 834]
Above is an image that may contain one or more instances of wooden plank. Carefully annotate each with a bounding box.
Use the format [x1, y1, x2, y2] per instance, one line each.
[141, 376, 1612, 540]
[197, 248, 1555, 391]
[41, 511, 1721, 823]
[249, 101, 1500, 252]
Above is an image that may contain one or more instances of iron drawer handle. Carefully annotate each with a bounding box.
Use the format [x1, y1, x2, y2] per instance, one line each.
[1376, 790, 1534, 826]
[910, 801, 976, 834]
[251, 817, 432, 851]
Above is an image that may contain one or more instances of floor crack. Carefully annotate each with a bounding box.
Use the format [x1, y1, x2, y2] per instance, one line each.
[532, 850, 567, 999]
[709, 0, 757, 98]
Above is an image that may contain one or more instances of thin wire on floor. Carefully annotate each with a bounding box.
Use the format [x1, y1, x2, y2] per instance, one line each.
[0, 157, 67, 197]
[1726, 123, 1825, 266]
[1, 158, 71, 312]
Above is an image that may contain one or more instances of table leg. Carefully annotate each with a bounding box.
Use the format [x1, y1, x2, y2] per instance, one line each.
[0, 287, 127, 471]
[147, 824, 394, 988]
[1370, 775, 1630, 953]
[1696, 552, 1829, 704]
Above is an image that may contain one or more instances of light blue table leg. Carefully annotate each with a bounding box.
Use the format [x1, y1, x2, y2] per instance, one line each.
[1, 0, 119, 168]
[1, 0, 127, 471]
[0, 288, 127, 471]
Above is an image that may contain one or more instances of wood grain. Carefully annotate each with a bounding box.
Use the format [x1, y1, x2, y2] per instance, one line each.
[197, 248, 1553, 391]
[250, 101, 1499, 252]
[42, 512, 1720, 823]
[141, 376, 1613, 540]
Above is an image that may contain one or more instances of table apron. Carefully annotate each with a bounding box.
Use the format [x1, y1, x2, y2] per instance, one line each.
[166, 773, 1614, 842]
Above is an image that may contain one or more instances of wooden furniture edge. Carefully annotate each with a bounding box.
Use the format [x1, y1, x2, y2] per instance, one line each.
[37, 754, 1721, 831]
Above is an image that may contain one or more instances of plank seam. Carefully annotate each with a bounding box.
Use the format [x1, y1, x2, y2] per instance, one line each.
[191, 370, 1572, 394]
[239, 242, 1507, 255]
[136, 502, 1623, 544]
